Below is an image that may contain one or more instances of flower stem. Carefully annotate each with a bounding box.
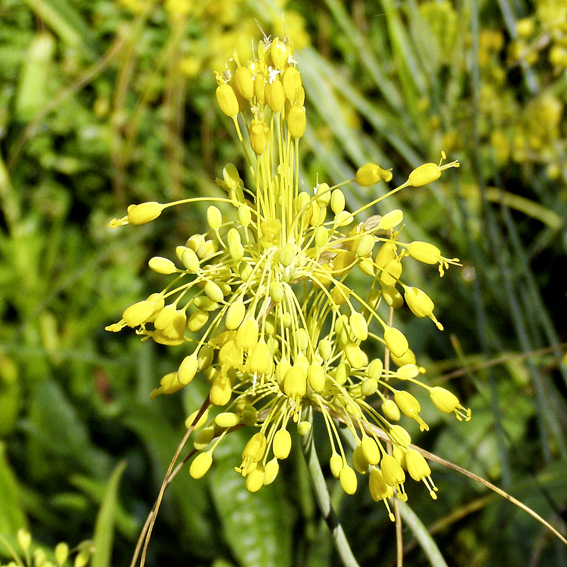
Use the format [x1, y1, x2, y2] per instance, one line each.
[300, 406, 361, 567]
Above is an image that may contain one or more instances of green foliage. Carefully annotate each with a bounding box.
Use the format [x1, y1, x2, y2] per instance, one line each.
[0, 0, 566, 566]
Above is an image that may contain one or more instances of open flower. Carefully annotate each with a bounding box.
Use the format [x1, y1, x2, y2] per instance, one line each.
[107, 34, 469, 517]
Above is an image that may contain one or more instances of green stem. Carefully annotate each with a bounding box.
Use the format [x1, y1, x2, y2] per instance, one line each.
[397, 500, 449, 567]
[300, 406, 360, 567]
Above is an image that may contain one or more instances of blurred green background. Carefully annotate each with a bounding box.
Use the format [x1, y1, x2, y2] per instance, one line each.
[1, 0, 566, 566]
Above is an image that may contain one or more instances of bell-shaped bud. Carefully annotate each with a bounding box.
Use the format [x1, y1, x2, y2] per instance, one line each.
[178, 354, 199, 385]
[190, 452, 213, 479]
[394, 390, 429, 432]
[361, 436, 381, 466]
[384, 327, 409, 358]
[234, 65, 254, 99]
[430, 386, 471, 421]
[216, 83, 239, 117]
[126, 202, 165, 225]
[382, 399, 401, 421]
[287, 106, 306, 138]
[273, 429, 292, 459]
[355, 163, 393, 186]
[250, 118, 270, 155]
[339, 465, 358, 495]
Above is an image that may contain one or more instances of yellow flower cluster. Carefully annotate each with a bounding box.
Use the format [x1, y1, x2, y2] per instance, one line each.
[108, 35, 469, 519]
[0, 529, 93, 567]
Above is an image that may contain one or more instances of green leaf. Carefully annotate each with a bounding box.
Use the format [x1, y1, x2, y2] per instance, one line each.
[91, 460, 127, 567]
[122, 406, 217, 552]
[22, 0, 100, 59]
[0, 442, 27, 536]
[210, 429, 294, 567]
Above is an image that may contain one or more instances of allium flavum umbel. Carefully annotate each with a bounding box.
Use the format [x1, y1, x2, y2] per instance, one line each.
[108, 34, 470, 519]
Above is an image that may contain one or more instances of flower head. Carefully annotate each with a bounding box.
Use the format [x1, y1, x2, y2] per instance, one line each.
[107, 35, 469, 518]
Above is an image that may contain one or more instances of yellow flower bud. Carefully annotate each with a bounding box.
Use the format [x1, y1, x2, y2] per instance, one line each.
[283, 365, 307, 398]
[282, 66, 302, 100]
[269, 280, 284, 303]
[334, 210, 354, 227]
[190, 452, 213, 479]
[178, 355, 199, 385]
[193, 426, 214, 450]
[287, 105, 306, 138]
[361, 436, 381, 465]
[270, 37, 288, 70]
[318, 338, 333, 360]
[242, 432, 267, 461]
[384, 327, 409, 358]
[380, 258, 402, 286]
[315, 182, 331, 206]
[210, 375, 232, 406]
[382, 286, 404, 309]
[390, 348, 417, 367]
[367, 358, 383, 380]
[390, 424, 411, 447]
[382, 399, 401, 421]
[237, 318, 259, 350]
[330, 453, 343, 478]
[361, 377, 378, 396]
[254, 72, 266, 104]
[216, 83, 239, 117]
[334, 361, 350, 385]
[241, 404, 258, 426]
[245, 466, 265, 492]
[223, 162, 242, 189]
[273, 429, 292, 459]
[397, 364, 419, 380]
[234, 65, 254, 99]
[430, 386, 471, 421]
[229, 240, 244, 261]
[355, 163, 393, 186]
[339, 465, 358, 495]
[225, 299, 246, 330]
[250, 118, 270, 155]
[345, 343, 365, 369]
[219, 340, 242, 368]
[122, 300, 155, 327]
[265, 77, 284, 113]
[264, 458, 279, 485]
[350, 312, 368, 341]
[149, 371, 184, 399]
[198, 345, 214, 371]
[381, 454, 406, 492]
[331, 189, 345, 214]
[18, 529, 31, 552]
[297, 421, 311, 436]
[307, 363, 325, 392]
[405, 287, 444, 330]
[369, 469, 393, 507]
[207, 205, 222, 230]
[356, 233, 375, 257]
[353, 445, 369, 474]
[185, 408, 209, 430]
[375, 241, 397, 269]
[394, 390, 429, 431]
[55, 542, 69, 565]
[215, 412, 240, 428]
[126, 202, 164, 225]
[406, 449, 438, 499]
[247, 340, 272, 375]
[181, 248, 200, 272]
[408, 241, 441, 264]
[378, 209, 403, 230]
[75, 549, 91, 567]
[409, 163, 441, 187]
[204, 281, 224, 303]
[148, 256, 177, 275]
